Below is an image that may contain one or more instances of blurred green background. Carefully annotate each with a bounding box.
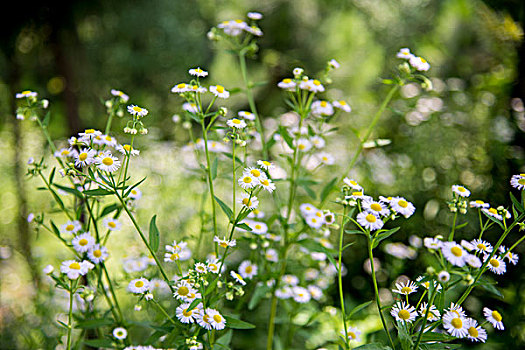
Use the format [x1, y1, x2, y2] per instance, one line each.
[1, 0, 525, 349]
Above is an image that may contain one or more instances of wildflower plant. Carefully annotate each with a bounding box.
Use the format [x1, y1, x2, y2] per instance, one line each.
[16, 10, 525, 350]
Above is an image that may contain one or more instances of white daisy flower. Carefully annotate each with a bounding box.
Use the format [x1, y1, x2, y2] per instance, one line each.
[43, 265, 54, 274]
[176, 302, 198, 324]
[128, 278, 150, 294]
[75, 148, 97, 167]
[510, 174, 525, 190]
[238, 174, 258, 189]
[307, 285, 323, 300]
[461, 239, 475, 251]
[244, 167, 267, 182]
[189, 67, 208, 77]
[295, 138, 312, 152]
[447, 303, 467, 318]
[292, 286, 311, 303]
[300, 79, 325, 93]
[469, 200, 490, 209]
[227, 118, 247, 129]
[300, 203, 318, 216]
[129, 188, 142, 200]
[205, 308, 225, 330]
[343, 178, 363, 191]
[392, 280, 418, 295]
[465, 318, 487, 342]
[238, 193, 259, 210]
[465, 254, 482, 268]
[195, 308, 213, 330]
[210, 85, 229, 98]
[362, 199, 390, 217]
[310, 135, 326, 149]
[409, 56, 430, 71]
[390, 301, 417, 323]
[471, 239, 492, 254]
[183, 102, 200, 114]
[127, 105, 148, 117]
[54, 147, 78, 158]
[238, 111, 256, 120]
[265, 249, 279, 262]
[323, 211, 335, 225]
[311, 100, 334, 116]
[396, 48, 414, 60]
[483, 307, 504, 330]
[206, 259, 220, 274]
[443, 311, 468, 338]
[333, 100, 352, 112]
[247, 12, 263, 20]
[356, 211, 384, 231]
[482, 207, 503, 220]
[305, 215, 324, 229]
[342, 326, 361, 342]
[217, 19, 248, 36]
[194, 262, 207, 274]
[96, 151, 121, 173]
[245, 220, 268, 235]
[72, 232, 95, 253]
[214, 236, 236, 249]
[87, 244, 108, 264]
[499, 246, 519, 265]
[230, 271, 246, 285]
[423, 237, 442, 250]
[78, 128, 102, 140]
[103, 217, 121, 231]
[92, 134, 106, 146]
[116, 144, 140, 156]
[60, 260, 94, 279]
[60, 220, 82, 235]
[277, 78, 296, 90]
[16, 90, 38, 99]
[110, 89, 129, 102]
[257, 160, 274, 170]
[452, 184, 471, 197]
[390, 197, 416, 218]
[275, 286, 293, 299]
[173, 281, 196, 301]
[484, 255, 506, 275]
[419, 302, 440, 321]
[239, 260, 258, 279]
[282, 274, 299, 286]
[317, 152, 335, 165]
[438, 270, 450, 283]
[112, 327, 128, 340]
[442, 241, 466, 267]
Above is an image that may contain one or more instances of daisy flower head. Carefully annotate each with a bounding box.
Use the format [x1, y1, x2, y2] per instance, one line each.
[61, 220, 81, 235]
[189, 67, 208, 77]
[195, 308, 213, 330]
[110, 89, 129, 102]
[292, 286, 311, 303]
[176, 303, 198, 324]
[362, 199, 390, 217]
[210, 85, 229, 98]
[238, 174, 258, 190]
[357, 211, 384, 231]
[103, 217, 121, 231]
[324, 211, 336, 225]
[217, 19, 248, 36]
[257, 159, 274, 170]
[391, 301, 417, 323]
[206, 259, 220, 274]
[300, 203, 318, 217]
[452, 184, 471, 197]
[277, 78, 296, 90]
[236, 110, 255, 121]
[342, 326, 361, 342]
[300, 79, 325, 93]
[72, 232, 95, 253]
[419, 302, 440, 322]
[317, 152, 335, 165]
[128, 277, 150, 294]
[310, 135, 326, 149]
[246, 220, 268, 235]
[238, 193, 259, 210]
[206, 309, 226, 330]
[343, 178, 363, 191]
[183, 102, 200, 114]
[443, 311, 468, 338]
[75, 148, 97, 167]
[442, 241, 466, 267]
[265, 248, 279, 262]
[328, 58, 340, 69]
[333, 100, 352, 112]
[396, 48, 414, 59]
[485, 255, 506, 275]
[173, 280, 196, 301]
[482, 207, 503, 220]
[470, 200, 490, 209]
[499, 246, 519, 265]
[239, 260, 258, 279]
[194, 262, 208, 274]
[78, 128, 102, 141]
[257, 178, 275, 193]
[424, 237, 442, 250]
[87, 244, 109, 264]
[438, 270, 450, 283]
[230, 270, 246, 285]
[295, 138, 312, 152]
[117, 144, 140, 156]
[465, 254, 482, 268]
[483, 307, 504, 330]
[510, 174, 525, 190]
[16, 90, 38, 99]
[390, 197, 416, 218]
[60, 260, 94, 279]
[311, 100, 334, 117]
[54, 147, 78, 158]
[96, 151, 121, 173]
[214, 236, 236, 249]
[465, 318, 487, 342]
[127, 105, 148, 118]
[112, 327, 128, 340]
[409, 55, 430, 71]
[471, 239, 492, 254]
[227, 118, 247, 129]
[392, 279, 418, 296]
[305, 215, 324, 229]
[247, 11, 263, 20]
[128, 188, 142, 200]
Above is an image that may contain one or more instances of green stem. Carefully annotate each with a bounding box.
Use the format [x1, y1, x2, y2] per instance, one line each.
[367, 237, 395, 349]
[151, 298, 177, 325]
[232, 141, 236, 216]
[102, 264, 125, 323]
[338, 208, 349, 349]
[66, 280, 75, 350]
[201, 119, 219, 241]
[448, 211, 458, 241]
[38, 171, 74, 221]
[413, 288, 437, 350]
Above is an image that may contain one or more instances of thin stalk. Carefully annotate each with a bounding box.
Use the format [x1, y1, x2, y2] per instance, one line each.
[66, 280, 75, 350]
[201, 119, 219, 240]
[413, 288, 437, 350]
[338, 207, 349, 349]
[102, 264, 125, 323]
[232, 141, 236, 216]
[448, 211, 458, 241]
[38, 171, 74, 221]
[367, 238, 395, 349]
[151, 299, 177, 325]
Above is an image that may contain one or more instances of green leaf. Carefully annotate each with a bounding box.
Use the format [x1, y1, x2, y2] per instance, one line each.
[48, 167, 56, 184]
[224, 315, 256, 329]
[248, 285, 269, 310]
[510, 192, 524, 213]
[345, 300, 373, 320]
[372, 227, 401, 248]
[478, 281, 503, 298]
[53, 183, 83, 198]
[124, 177, 147, 198]
[345, 229, 366, 236]
[187, 298, 202, 311]
[278, 125, 294, 149]
[413, 332, 456, 342]
[50, 221, 61, 238]
[215, 329, 233, 349]
[397, 322, 413, 350]
[320, 177, 338, 203]
[235, 222, 252, 231]
[214, 196, 233, 220]
[297, 239, 338, 270]
[299, 183, 317, 199]
[211, 157, 219, 180]
[83, 188, 114, 196]
[42, 111, 51, 127]
[149, 215, 160, 252]
[222, 152, 244, 165]
[76, 318, 114, 329]
[100, 203, 120, 218]
[82, 339, 115, 348]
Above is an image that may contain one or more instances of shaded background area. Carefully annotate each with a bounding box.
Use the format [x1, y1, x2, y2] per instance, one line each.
[1, 0, 525, 349]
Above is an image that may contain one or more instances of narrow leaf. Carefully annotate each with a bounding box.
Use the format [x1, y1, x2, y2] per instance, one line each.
[214, 196, 233, 220]
[149, 215, 160, 252]
[224, 315, 256, 329]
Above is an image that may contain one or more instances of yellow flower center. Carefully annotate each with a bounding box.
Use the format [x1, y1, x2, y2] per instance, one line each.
[262, 161, 271, 166]
[255, 224, 262, 229]
[177, 83, 186, 89]
[298, 144, 306, 150]
[61, 150, 70, 156]
[315, 212, 323, 218]
[22, 90, 32, 95]
[123, 144, 132, 152]
[282, 78, 292, 83]
[245, 266, 253, 273]
[457, 186, 466, 192]
[261, 179, 269, 186]
[66, 224, 75, 231]
[489, 259, 500, 267]
[371, 203, 382, 212]
[311, 218, 318, 223]
[519, 178, 525, 185]
[133, 106, 142, 112]
[468, 326, 479, 337]
[339, 100, 347, 105]
[108, 221, 116, 228]
[178, 286, 189, 296]
[352, 191, 363, 196]
[398, 309, 410, 320]
[242, 198, 252, 206]
[135, 280, 144, 288]
[203, 315, 210, 323]
[243, 177, 252, 183]
[451, 317, 463, 329]
[420, 58, 427, 63]
[475, 200, 484, 204]
[216, 85, 225, 93]
[348, 331, 356, 339]
[320, 101, 327, 107]
[398, 200, 408, 208]
[489, 208, 498, 215]
[365, 214, 377, 223]
[79, 239, 88, 246]
[401, 287, 412, 294]
[492, 310, 502, 322]
[232, 118, 241, 124]
[102, 157, 114, 166]
[451, 246, 463, 257]
[250, 169, 261, 177]
[131, 190, 137, 195]
[170, 253, 179, 260]
[79, 153, 88, 161]
[85, 129, 95, 134]
[477, 243, 487, 250]
[69, 262, 81, 270]
[93, 250, 102, 258]
[313, 79, 321, 86]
